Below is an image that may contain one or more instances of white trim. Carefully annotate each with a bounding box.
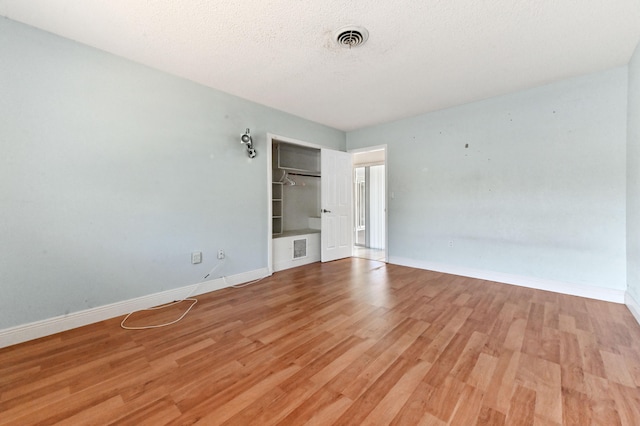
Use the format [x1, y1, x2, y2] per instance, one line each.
[267, 134, 274, 274]
[390, 256, 625, 303]
[626, 291, 640, 326]
[0, 267, 270, 349]
[348, 145, 387, 154]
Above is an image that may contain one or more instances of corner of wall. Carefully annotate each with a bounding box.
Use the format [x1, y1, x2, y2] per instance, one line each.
[626, 291, 640, 326]
[626, 38, 640, 327]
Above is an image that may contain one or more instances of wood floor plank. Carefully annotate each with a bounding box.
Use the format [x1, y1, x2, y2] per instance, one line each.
[279, 387, 350, 425]
[575, 329, 608, 379]
[559, 330, 585, 393]
[1, 258, 639, 425]
[420, 307, 473, 363]
[582, 372, 623, 425]
[466, 352, 499, 392]
[619, 346, 640, 387]
[220, 381, 302, 426]
[107, 396, 182, 426]
[476, 406, 507, 425]
[503, 317, 527, 352]
[332, 356, 414, 425]
[302, 394, 353, 426]
[516, 352, 563, 424]
[359, 360, 432, 425]
[278, 335, 366, 394]
[449, 331, 488, 383]
[0, 387, 70, 425]
[448, 384, 485, 425]
[609, 382, 640, 426]
[53, 395, 125, 426]
[505, 384, 536, 426]
[562, 387, 592, 426]
[308, 336, 377, 387]
[482, 349, 520, 415]
[392, 382, 438, 425]
[192, 363, 300, 425]
[222, 386, 287, 426]
[422, 374, 468, 422]
[339, 319, 428, 400]
[600, 350, 637, 387]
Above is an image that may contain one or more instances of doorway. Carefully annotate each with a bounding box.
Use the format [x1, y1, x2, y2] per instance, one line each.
[351, 146, 387, 262]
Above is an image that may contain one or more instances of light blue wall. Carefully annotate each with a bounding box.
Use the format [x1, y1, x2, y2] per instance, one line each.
[348, 68, 628, 291]
[0, 18, 345, 329]
[628, 41, 640, 303]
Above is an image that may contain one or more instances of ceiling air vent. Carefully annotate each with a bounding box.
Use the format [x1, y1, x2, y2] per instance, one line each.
[334, 26, 369, 48]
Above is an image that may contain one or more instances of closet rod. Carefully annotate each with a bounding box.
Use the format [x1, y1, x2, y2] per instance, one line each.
[287, 172, 320, 178]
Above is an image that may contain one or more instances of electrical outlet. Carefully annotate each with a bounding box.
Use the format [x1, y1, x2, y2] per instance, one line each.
[217, 249, 225, 259]
[448, 240, 454, 248]
[191, 251, 202, 264]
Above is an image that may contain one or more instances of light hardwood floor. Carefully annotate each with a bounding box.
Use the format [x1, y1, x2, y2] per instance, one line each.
[1, 258, 640, 425]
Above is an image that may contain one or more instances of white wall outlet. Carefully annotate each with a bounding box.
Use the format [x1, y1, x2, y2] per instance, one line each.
[448, 240, 454, 248]
[191, 251, 202, 264]
[217, 249, 225, 259]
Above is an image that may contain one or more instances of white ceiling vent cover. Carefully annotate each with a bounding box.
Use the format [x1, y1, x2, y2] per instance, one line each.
[334, 26, 369, 48]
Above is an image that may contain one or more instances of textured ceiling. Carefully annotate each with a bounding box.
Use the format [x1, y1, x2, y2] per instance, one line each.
[1, 0, 639, 131]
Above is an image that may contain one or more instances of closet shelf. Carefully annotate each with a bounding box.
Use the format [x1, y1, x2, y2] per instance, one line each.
[273, 228, 321, 238]
[277, 143, 320, 175]
[272, 182, 284, 235]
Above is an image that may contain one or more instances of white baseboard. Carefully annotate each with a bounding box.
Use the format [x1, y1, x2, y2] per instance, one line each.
[626, 291, 640, 326]
[274, 254, 321, 272]
[389, 256, 626, 304]
[0, 267, 270, 349]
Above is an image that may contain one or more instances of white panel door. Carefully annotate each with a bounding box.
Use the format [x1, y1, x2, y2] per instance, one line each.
[321, 149, 353, 262]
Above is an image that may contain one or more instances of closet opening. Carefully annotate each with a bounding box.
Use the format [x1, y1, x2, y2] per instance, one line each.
[269, 137, 322, 272]
[267, 134, 354, 273]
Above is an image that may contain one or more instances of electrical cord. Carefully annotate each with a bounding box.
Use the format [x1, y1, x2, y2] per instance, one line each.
[120, 299, 198, 330]
[227, 276, 266, 288]
[120, 258, 268, 330]
[120, 260, 225, 330]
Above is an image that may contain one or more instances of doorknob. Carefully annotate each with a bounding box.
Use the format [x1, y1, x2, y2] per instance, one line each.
[322, 209, 331, 213]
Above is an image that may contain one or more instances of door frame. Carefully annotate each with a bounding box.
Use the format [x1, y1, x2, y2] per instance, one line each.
[348, 144, 388, 263]
[266, 133, 324, 274]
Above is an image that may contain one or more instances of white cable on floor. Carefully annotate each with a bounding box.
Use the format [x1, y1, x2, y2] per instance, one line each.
[227, 276, 266, 288]
[120, 299, 198, 330]
[120, 260, 225, 330]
